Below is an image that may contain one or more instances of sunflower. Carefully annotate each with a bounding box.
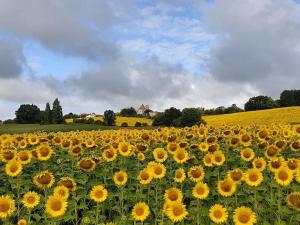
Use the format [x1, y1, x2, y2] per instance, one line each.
[274, 167, 293, 186]
[203, 153, 214, 167]
[53, 185, 69, 200]
[173, 148, 189, 164]
[209, 204, 228, 224]
[78, 158, 96, 172]
[1, 149, 17, 162]
[85, 138, 95, 148]
[68, 145, 83, 157]
[17, 150, 32, 165]
[268, 157, 285, 172]
[90, 185, 108, 203]
[240, 148, 255, 162]
[137, 152, 145, 161]
[28, 135, 39, 145]
[118, 142, 132, 157]
[286, 192, 300, 211]
[252, 158, 266, 171]
[0, 195, 15, 219]
[33, 171, 55, 188]
[296, 170, 300, 183]
[138, 169, 153, 185]
[131, 202, 150, 222]
[164, 188, 183, 203]
[174, 168, 186, 183]
[290, 140, 300, 151]
[212, 151, 226, 166]
[17, 219, 27, 225]
[199, 142, 209, 152]
[257, 130, 268, 141]
[5, 160, 22, 177]
[45, 195, 68, 218]
[217, 178, 236, 197]
[59, 177, 77, 191]
[167, 143, 179, 155]
[244, 169, 263, 187]
[150, 163, 166, 179]
[36, 144, 54, 161]
[113, 171, 128, 186]
[22, 191, 40, 209]
[153, 148, 168, 162]
[166, 202, 188, 222]
[286, 158, 299, 172]
[102, 148, 117, 162]
[192, 182, 209, 199]
[188, 166, 205, 182]
[227, 169, 244, 183]
[233, 206, 256, 225]
[265, 145, 279, 160]
[240, 134, 252, 147]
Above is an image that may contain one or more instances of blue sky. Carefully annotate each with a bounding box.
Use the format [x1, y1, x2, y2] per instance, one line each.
[0, 0, 300, 119]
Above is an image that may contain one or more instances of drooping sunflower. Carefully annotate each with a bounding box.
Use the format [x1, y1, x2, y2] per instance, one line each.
[217, 178, 236, 197]
[45, 195, 68, 218]
[164, 188, 183, 203]
[252, 158, 266, 171]
[59, 177, 77, 191]
[113, 171, 128, 186]
[90, 185, 108, 203]
[227, 169, 244, 183]
[240, 148, 255, 162]
[131, 202, 150, 222]
[53, 185, 69, 200]
[5, 160, 22, 177]
[192, 182, 209, 199]
[33, 171, 55, 188]
[165, 202, 188, 222]
[244, 168, 263, 187]
[36, 144, 54, 161]
[274, 166, 293, 186]
[153, 148, 168, 163]
[203, 153, 214, 167]
[118, 142, 133, 157]
[22, 191, 40, 209]
[173, 148, 189, 164]
[102, 148, 117, 162]
[174, 168, 186, 183]
[78, 157, 96, 172]
[138, 168, 153, 185]
[212, 151, 226, 166]
[188, 166, 205, 182]
[290, 140, 300, 151]
[17, 150, 32, 165]
[209, 204, 228, 224]
[286, 192, 300, 211]
[0, 195, 15, 219]
[233, 206, 256, 225]
[68, 145, 83, 157]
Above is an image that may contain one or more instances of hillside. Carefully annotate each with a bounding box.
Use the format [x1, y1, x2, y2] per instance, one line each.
[203, 106, 300, 126]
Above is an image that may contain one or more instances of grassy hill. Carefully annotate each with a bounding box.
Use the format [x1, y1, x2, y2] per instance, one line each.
[203, 106, 300, 126]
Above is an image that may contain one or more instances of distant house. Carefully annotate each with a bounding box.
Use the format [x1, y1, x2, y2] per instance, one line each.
[137, 104, 159, 118]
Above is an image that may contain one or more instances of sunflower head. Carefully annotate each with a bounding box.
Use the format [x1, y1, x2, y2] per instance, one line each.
[0, 195, 15, 219]
[274, 167, 293, 186]
[78, 158, 96, 172]
[188, 166, 205, 182]
[33, 171, 55, 188]
[90, 185, 108, 203]
[244, 168, 263, 187]
[217, 178, 236, 197]
[22, 191, 40, 209]
[153, 148, 168, 162]
[131, 202, 150, 222]
[138, 169, 153, 185]
[287, 192, 300, 211]
[45, 195, 68, 218]
[113, 171, 128, 186]
[192, 182, 209, 199]
[233, 206, 256, 225]
[164, 188, 183, 203]
[174, 168, 186, 183]
[59, 177, 77, 191]
[165, 202, 188, 223]
[209, 204, 228, 224]
[5, 160, 22, 177]
[53, 185, 70, 200]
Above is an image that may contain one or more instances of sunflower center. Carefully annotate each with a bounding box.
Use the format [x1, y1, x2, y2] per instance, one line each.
[20, 154, 29, 161]
[213, 210, 222, 219]
[0, 202, 9, 213]
[80, 160, 94, 169]
[154, 167, 162, 175]
[278, 171, 288, 181]
[249, 172, 258, 182]
[27, 196, 36, 204]
[232, 171, 242, 181]
[238, 213, 250, 223]
[135, 207, 144, 216]
[51, 200, 62, 211]
[106, 150, 114, 158]
[243, 151, 251, 158]
[176, 172, 183, 178]
[61, 180, 74, 189]
[121, 145, 128, 153]
[173, 205, 184, 216]
[40, 147, 50, 157]
[169, 191, 179, 201]
[215, 156, 222, 162]
[288, 161, 297, 170]
[221, 181, 231, 192]
[267, 147, 277, 156]
[117, 174, 125, 182]
[10, 164, 19, 173]
[157, 152, 165, 159]
[95, 190, 103, 199]
[177, 152, 185, 160]
[196, 187, 205, 195]
[255, 161, 262, 168]
[37, 173, 51, 185]
[141, 172, 149, 180]
[191, 169, 201, 178]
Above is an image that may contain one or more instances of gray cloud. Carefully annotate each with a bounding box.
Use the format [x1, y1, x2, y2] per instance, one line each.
[0, 0, 135, 61]
[204, 0, 300, 96]
[0, 39, 25, 78]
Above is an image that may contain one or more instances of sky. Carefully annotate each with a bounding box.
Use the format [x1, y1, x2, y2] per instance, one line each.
[1, 0, 300, 119]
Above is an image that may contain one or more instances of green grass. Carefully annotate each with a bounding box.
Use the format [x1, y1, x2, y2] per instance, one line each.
[0, 124, 115, 134]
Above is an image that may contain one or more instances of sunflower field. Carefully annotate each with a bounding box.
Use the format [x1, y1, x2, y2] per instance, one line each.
[0, 124, 300, 225]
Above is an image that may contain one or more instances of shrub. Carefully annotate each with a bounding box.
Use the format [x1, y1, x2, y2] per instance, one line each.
[135, 122, 142, 127]
[121, 122, 129, 127]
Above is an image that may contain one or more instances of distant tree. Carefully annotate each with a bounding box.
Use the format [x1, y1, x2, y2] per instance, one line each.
[244, 96, 278, 111]
[135, 122, 142, 127]
[225, 104, 244, 114]
[280, 90, 300, 107]
[120, 107, 137, 117]
[152, 113, 166, 126]
[63, 112, 79, 119]
[179, 108, 202, 127]
[103, 110, 116, 126]
[52, 98, 63, 124]
[15, 104, 41, 124]
[42, 102, 52, 124]
[164, 107, 182, 126]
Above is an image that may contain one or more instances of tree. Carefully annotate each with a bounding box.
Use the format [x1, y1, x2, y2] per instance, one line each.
[152, 113, 166, 126]
[52, 98, 63, 124]
[43, 102, 52, 124]
[164, 107, 182, 126]
[244, 96, 278, 111]
[15, 104, 41, 124]
[120, 107, 137, 117]
[179, 108, 202, 127]
[103, 110, 116, 126]
[280, 90, 300, 107]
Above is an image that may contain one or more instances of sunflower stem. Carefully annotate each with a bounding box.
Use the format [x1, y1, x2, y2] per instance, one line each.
[196, 199, 201, 225]
[96, 203, 100, 224]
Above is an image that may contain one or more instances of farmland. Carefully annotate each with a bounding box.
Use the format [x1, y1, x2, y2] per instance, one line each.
[0, 124, 300, 225]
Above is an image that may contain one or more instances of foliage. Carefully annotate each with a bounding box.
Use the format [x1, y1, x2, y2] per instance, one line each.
[41, 102, 52, 124]
[121, 122, 128, 127]
[15, 104, 41, 124]
[52, 98, 64, 124]
[120, 107, 137, 117]
[280, 90, 300, 107]
[103, 110, 116, 126]
[244, 95, 278, 111]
